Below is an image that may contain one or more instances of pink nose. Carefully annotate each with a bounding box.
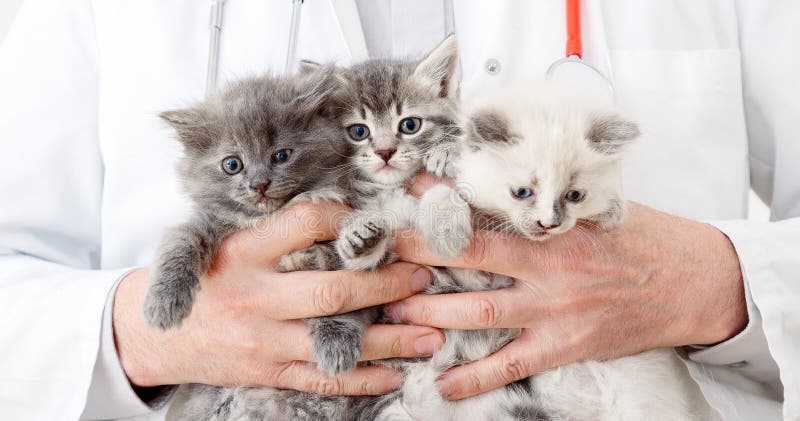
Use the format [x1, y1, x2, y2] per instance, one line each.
[537, 220, 560, 229]
[375, 148, 397, 163]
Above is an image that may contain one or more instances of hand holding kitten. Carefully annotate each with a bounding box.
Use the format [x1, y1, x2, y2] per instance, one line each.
[389, 190, 747, 400]
[114, 201, 444, 396]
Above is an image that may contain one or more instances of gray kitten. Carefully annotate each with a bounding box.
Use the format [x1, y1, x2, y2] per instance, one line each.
[143, 69, 351, 330]
[178, 35, 462, 421]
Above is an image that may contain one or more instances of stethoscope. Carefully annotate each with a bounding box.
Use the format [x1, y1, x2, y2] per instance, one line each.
[205, 0, 613, 103]
[545, 0, 615, 104]
[206, 0, 304, 97]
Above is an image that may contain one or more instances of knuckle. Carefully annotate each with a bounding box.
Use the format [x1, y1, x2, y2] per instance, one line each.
[310, 375, 344, 395]
[465, 371, 483, 395]
[313, 278, 349, 315]
[472, 298, 502, 328]
[375, 270, 402, 299]
[415, 301, 433, 325]
[498, 353, 528, 383]
[389, 335, 406, 357]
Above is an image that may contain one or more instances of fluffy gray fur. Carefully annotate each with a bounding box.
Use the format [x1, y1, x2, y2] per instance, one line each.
[143, 69, 352, 330]
[178, 35, 464, 421]
[303, 34, 463, 377]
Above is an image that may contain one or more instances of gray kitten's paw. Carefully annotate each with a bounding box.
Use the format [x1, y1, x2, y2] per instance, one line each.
[418, 184, 472, 258]
[335, 218, 391, 270]
[278, 243, 337, 272]
[143, 269, 198, 329]
[424, 145, 457, 178]
[309, 318, 365, 376]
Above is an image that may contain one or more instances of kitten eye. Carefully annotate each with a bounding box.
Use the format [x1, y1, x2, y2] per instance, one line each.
[348, 124, 370, 141]
[272, 149, 293, 164]
[222, 156, 243, 175]
[398, 117, 422, 134]
[511, 187, 534, 200]
[565, 190, 586, 203]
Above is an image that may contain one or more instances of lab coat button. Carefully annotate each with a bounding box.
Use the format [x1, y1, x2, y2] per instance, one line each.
[485, 58, 501, 75]
[726, 361, 748, 368]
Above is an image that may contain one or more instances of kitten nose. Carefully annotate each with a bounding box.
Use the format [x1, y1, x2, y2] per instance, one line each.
[374, 148, 397, 163]
[537, 220, 560, 229]
[250, 181, 271, 196]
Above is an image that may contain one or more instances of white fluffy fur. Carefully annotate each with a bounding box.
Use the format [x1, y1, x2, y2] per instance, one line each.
[373, 83, 716, 421]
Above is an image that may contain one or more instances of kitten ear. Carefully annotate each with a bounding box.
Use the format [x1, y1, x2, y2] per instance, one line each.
[159, 107, 216, 151]
[293, 65, 345, 111]
[297, 59, 322, 75]
[466, 109, 515, 150]
[586, 113, 640, 155]
[414, 34, 460, 98]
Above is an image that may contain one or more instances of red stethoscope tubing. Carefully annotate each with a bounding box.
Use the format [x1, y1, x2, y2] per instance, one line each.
[565, 0, 583, 58]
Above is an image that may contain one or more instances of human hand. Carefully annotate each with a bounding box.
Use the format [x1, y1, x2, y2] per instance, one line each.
[113, 201, 443, 395]
[391, 181, 747, 400]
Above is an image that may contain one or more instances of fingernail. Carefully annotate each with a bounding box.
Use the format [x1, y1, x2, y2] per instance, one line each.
[410, 267, 432, 291]
[436, 374, 455, 400]
[414, 332, 444, 355]
[388, 372, 404, 390]
[384, 302, 406, 322]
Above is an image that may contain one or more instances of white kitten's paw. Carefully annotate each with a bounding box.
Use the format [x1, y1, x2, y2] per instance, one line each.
[424, 144, 457, 178]
[335, 216, 392, 270]
[418, 184, 472, 258]
[278, 243, 337, 272]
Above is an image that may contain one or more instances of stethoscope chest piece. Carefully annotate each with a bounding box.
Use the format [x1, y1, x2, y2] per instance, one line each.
[546, 0, 614, 106]
[546, 56, 614, 105]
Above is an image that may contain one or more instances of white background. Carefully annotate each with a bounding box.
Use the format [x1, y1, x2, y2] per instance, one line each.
[0, 0, 22, 42]
[0, 0, 770, 221]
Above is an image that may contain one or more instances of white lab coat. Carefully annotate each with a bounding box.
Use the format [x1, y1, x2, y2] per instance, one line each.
[0, 0, 797, 420]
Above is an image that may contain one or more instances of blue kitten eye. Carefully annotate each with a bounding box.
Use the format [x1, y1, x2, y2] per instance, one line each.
[565, 190, 586, 203]
[511, 187, 534, 200]
[348, 124, 370, 141]
[272, 149, 293, 164]
[222, 156, 243, 175]
[398, 117, 422, 134]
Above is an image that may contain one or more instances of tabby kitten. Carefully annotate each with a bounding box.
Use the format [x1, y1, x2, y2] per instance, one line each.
[142, 69, 351, 330]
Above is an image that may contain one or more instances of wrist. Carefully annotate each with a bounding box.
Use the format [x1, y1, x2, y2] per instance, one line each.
[689, 224, 748, 345]
[113, 268, 178, 387]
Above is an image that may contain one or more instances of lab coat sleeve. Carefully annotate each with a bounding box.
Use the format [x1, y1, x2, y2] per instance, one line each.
[685, 2, 800, 420]
[0, 0, 160, 419]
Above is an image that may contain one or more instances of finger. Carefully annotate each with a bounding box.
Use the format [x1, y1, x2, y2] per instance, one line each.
[394, 229, 538, 278]
[407, 171, 453, 197]
[260, 263, 432, 320]
[384, 286, 534, 329]
[360, 324, 445, 360]
[272, 361, 403, 396]
[271, 322, 444, 362]
[222, 201, 352, 264]
[436, 332, 547, 400]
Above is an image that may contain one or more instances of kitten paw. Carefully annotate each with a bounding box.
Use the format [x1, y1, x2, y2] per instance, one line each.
[278, 243, 338, 272]
[335, 217, 391, 270]
[418, 184, 472, 258]
[309, 317, 365, 376]
[424, 144, 458, 178]
[143, 268, 198, 329]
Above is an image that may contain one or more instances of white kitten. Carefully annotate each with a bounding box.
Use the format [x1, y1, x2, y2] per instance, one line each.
[380, 83, 717, 421]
